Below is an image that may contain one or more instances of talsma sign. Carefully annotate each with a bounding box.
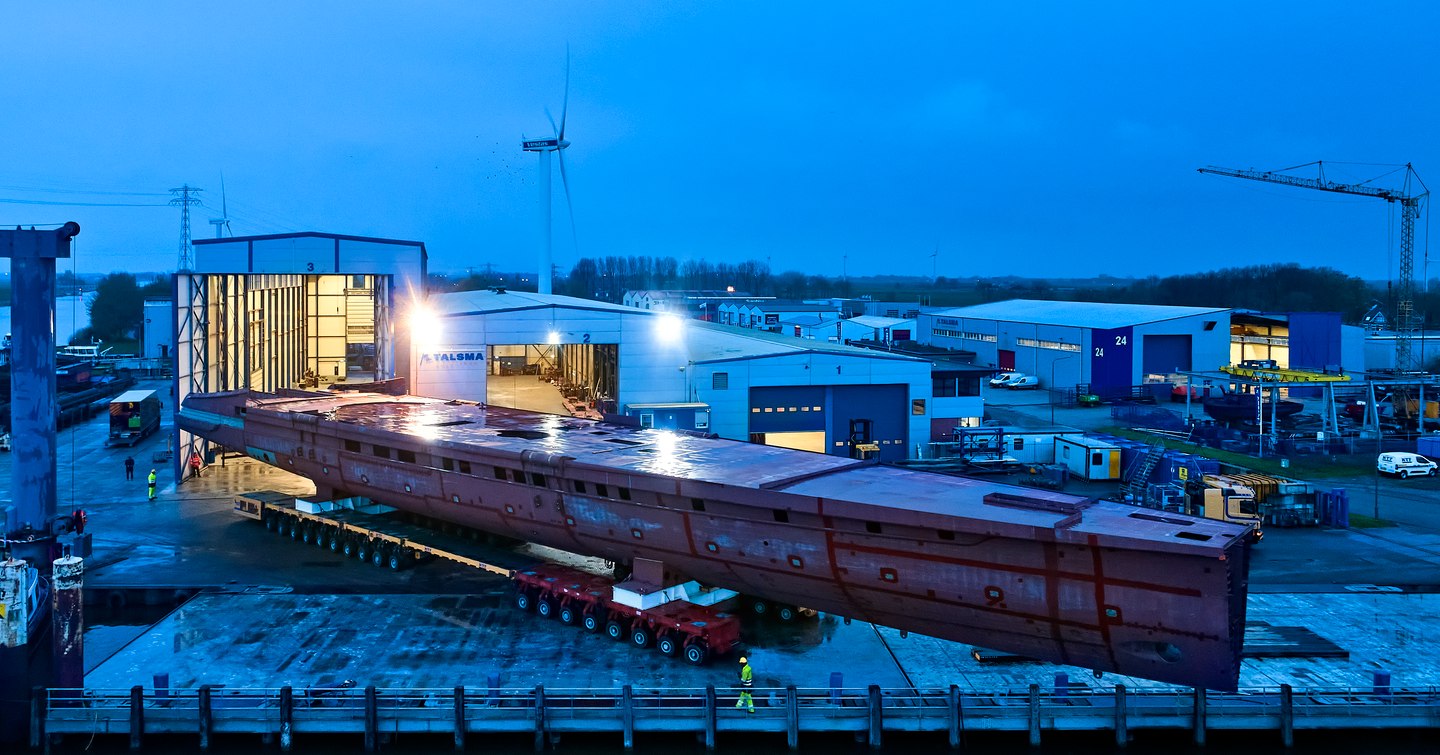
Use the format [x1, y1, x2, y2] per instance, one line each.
[420, 349, 486, 366]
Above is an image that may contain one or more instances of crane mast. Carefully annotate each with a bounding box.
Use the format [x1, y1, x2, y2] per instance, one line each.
[1199, 162, 1428, 371]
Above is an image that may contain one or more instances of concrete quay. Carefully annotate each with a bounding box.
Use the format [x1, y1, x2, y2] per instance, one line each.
[7, 383, 1440, 747]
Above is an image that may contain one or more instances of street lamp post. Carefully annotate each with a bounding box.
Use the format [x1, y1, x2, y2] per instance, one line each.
[1051, 354, 1077, 425]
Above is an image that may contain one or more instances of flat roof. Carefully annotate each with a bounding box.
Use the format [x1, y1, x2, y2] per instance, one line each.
[848, 315, 914, 328]
[683, 321, 926, 364]
[243, 391, 1247, 552]
[931, 299, 1229, 329]
[432, 290, 641, 317]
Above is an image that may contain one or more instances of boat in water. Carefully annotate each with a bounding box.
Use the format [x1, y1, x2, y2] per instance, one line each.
[179, 381, 1253, 690]
[1203, 392, 1304, 423]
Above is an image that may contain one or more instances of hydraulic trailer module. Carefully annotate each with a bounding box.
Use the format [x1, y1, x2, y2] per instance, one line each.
[234, 491, 742, 665]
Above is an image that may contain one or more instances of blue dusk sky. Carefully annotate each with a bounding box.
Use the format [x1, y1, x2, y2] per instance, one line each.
[2, 2, 1436, 282]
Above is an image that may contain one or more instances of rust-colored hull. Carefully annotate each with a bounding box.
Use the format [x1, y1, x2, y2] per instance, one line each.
[180, 388, 1250, 689]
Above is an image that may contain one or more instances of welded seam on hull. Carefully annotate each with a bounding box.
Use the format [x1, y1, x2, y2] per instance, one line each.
[1089, 534, 1120, 671]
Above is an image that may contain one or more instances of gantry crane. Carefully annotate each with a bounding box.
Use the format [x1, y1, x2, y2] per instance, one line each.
[1199, 162, 1428, 371]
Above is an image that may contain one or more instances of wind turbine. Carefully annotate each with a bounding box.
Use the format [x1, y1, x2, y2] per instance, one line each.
[521, 54, 576, 296]
[207, 173, 232, 239]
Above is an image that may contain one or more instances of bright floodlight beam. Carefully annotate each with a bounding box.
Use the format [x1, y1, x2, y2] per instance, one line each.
[410, 301, 442, 353]
[654, 313, 684, 343]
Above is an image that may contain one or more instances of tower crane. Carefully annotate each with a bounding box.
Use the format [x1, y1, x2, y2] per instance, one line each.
[1199, 162, 1429, 371]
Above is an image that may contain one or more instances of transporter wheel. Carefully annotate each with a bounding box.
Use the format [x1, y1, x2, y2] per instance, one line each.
[605, 620, 626, 642]
[302, 526, 314, 545]
[536, 596, 556, 619]
[582, 612, 602, 633]
[265, 516, 278, 532]
[387, 549, 405, 571]
[683, 642, 709, 666]
[315, 528, 330, 548]
[656, 635, 679, 657]
[630, 626, 652, 649]
[515, 590, 534, 612]
[749, 599, 768, 616]
[329, 532, 342, 553]
[289, 521, 302, 540]
[342, 538, 356, 558]
[371, 545, 387, 567]
[558, 605, 578, 625]
[777, 605, 798, 622]
[356, 542, 371, 563]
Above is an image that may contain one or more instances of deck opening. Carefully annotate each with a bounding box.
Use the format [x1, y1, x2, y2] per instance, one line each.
[691, 498, 705, 512]
[1176, 532, 1212, 541]
[498, 430, 547, 440]
[1128, 512, 1193, 526]
[865, 521, 883, 534]
[937, 530, 955, 540]
[772, 510, 789, 523]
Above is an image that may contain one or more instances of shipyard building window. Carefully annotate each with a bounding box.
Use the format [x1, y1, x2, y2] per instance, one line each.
[932, 372, 981, 397]
[530, 472, 547, 487]
[397, 449, 417, 464]
[458, 461, 472, 474]
[574, 480, 587, 494]
[596, 484, 610, 498]
[372, 445, 392, 459]
[441, 458, 454, 471]
[344, 439, 361, 453]
[1203, 321, 1218, 331]
[511, 469, 525, 484]
[618, 487, 632, 500]
[912, 399, 926, 416]
[713, 372, 729, 390]
[494, 466, 506, 480]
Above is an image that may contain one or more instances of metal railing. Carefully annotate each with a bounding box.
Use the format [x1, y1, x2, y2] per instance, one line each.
[36, 683, 1440, 751]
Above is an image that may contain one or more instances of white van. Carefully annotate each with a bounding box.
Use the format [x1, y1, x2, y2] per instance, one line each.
[989, 372, 1026, 388]
[1377, 452, 1438, 478]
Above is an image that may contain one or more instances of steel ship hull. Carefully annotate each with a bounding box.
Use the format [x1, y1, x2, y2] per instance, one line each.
[180, 386, 1251, 690]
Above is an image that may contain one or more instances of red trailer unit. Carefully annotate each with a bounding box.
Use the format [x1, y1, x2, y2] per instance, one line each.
[513, 563, 741, 666]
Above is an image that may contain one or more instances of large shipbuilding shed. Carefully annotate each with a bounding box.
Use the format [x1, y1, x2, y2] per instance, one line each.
[174, 231, 427, 473]
[413, 290, 951, 462]
[916, 299, 1232, 395]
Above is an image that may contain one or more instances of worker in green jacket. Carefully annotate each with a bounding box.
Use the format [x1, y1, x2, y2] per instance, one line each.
[735, 656, 754, 713]
[147, 469, 157, 501]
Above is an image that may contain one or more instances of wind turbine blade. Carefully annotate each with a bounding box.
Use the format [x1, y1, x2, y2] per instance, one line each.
[544, 107, 559, 137]
[220, 173, 229, 220]
[558, 149, 578, 254]
[559, 47, 570, 140]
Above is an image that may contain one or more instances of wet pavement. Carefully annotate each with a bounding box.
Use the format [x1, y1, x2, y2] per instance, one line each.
[10, 379, 1440, 694]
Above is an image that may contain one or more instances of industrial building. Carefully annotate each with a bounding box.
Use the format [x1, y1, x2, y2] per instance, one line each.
[917, 299, 1232, 395]
[413, 290, 971, 461]
[715, 300, 842, 332]
[173, 231, 428, 473]
[1231, 311, 1363, 373]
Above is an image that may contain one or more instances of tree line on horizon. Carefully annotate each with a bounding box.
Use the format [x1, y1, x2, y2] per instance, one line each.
[59, 258, 1427, 348]
[436, 256, 1420, 325]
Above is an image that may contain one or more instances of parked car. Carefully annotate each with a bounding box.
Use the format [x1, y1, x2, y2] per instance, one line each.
[1007, 375, 1041, 390]
[1377, 452, 1438, 478]
[989, 372, 1026, 388]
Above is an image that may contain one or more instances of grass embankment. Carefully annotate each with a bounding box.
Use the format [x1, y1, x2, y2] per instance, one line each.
[1098, 426, 1372, 479]
[1344, 513, 1395, 528]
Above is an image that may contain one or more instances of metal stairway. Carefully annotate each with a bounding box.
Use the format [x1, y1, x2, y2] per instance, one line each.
[1124, 443, 1167, 503]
